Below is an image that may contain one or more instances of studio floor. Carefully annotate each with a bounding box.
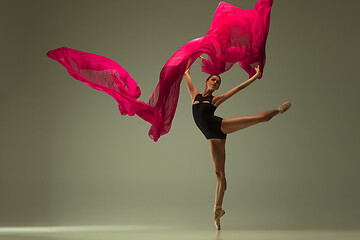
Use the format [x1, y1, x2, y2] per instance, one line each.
[0, 225, 359, 240]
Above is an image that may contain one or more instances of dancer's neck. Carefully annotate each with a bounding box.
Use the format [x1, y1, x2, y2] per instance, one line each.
[202, 88, 214, 97]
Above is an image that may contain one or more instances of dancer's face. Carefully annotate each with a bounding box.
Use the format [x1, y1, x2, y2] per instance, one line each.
[206, 75, 221, 91]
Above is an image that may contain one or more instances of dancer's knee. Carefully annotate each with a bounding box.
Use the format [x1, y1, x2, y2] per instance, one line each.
[215, 170, 224, 176]
[215, 170, 226, 183]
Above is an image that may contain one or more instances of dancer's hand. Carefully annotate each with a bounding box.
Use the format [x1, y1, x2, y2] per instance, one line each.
[199, 56, 205, 60]
[254, 65, 261, 77]
[185, 66, 191, 75]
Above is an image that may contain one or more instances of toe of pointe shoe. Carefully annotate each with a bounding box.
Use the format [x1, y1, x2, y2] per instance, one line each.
[279, 101, 291, 113]
[214, 209, 225, 230]
[215, 222, 221, 230]
[215, 218, 222, 230]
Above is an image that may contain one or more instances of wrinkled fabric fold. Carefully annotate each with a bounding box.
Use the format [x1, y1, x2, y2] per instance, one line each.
[47, 0, 273, 141]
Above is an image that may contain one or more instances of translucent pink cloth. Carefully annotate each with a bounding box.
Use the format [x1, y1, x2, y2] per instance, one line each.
[47, 0, 273, 142]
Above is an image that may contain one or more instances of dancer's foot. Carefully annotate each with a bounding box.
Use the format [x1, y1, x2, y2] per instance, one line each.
[214, 207, 225, 230]
[278, 101, 291, 114]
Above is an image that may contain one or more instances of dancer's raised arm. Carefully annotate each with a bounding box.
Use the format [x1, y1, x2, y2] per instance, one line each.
[183, 67, 199, 101]
[213, 66, 261, 107]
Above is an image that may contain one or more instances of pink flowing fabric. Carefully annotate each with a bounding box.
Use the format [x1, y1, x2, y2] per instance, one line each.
[47, 0, 273, 142]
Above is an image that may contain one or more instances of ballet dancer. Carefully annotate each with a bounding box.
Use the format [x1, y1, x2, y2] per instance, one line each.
[183, 62, 291, 230]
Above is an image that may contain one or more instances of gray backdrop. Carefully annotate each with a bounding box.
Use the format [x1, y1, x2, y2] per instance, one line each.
[1, 0, 359, 230]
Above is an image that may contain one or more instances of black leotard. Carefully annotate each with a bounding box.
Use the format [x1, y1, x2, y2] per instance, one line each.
[192, 93, 227, 140]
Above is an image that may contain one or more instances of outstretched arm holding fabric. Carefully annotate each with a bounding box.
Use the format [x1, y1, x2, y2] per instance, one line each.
[184, 66, 199, 102]
[213, 66, 261, 107]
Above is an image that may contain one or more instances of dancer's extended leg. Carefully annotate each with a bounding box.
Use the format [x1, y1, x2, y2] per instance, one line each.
[221, 102, 291, 134]
[209, 138, 227, 230]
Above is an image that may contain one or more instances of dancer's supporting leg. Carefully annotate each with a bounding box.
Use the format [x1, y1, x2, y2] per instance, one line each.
[209, 138, 227, 230]
[221, 102, 291, 134]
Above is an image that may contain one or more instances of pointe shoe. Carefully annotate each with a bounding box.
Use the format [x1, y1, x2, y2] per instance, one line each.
[278, 101, 291, 114]
[214, 207, 225, 230]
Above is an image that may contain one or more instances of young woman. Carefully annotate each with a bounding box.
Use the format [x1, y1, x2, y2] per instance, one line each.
[183, 62, 291, 230]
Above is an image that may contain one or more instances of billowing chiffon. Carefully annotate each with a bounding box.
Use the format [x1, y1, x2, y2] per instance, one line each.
[47, 0, 273, 142]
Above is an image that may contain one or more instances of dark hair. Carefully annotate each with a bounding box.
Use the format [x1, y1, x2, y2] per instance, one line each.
[206, 74, 221, 81]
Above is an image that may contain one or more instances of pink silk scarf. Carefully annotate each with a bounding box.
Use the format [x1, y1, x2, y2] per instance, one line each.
[47, 0, 273, 142]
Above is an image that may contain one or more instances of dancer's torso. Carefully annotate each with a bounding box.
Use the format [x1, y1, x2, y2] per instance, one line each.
[192, 93, 226, 139]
